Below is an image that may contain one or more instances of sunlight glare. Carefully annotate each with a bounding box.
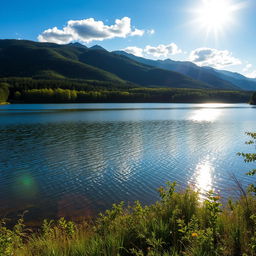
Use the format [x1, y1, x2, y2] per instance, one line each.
[199, 0, 232, 30]
[192, 0, 246, 38]
[189, 108, 221, 122]
[189, 157, 214, 200]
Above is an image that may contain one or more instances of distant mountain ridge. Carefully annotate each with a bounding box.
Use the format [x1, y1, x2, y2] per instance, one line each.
[0, 39, 213, 90]
[89, 45, 108, 51]
[113, 50, 256, 91]
[0, 39, 254, 91]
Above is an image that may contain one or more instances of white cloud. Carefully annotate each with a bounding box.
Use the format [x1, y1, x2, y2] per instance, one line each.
[189, 48, 241, 68]
[144, 43, 182, 58]
[147, 29, 155, 35]
[38, 17, 144, 44]
[243, 63, 252, 72]
[123, 43, 182, 59]
[243, 64, 252, 72]
[130, 28, 145, 36]
[123, 46, 143, 57]
[38, 27, 73, 44]
[241, 63, 256, 78]
[246, 70, 256, 79]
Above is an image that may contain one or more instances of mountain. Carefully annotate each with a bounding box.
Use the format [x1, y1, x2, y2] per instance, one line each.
[113, 50, 256, 91]
[1, 40, 253, 91]
[210, 68, 256, 91]
[77, 48, 212, 89]
[0, 40, 213, 90]
[68, 42, 88, 49]
[90, 45, 107, 51]
[0, 40, 123, 82]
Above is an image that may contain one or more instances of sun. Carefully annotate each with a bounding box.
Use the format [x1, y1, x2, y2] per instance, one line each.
[199, 0, 232, 31]
[193, 0, 245, 38]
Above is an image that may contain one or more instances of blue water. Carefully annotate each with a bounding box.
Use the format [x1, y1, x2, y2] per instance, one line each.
[0, 103, 255, 222]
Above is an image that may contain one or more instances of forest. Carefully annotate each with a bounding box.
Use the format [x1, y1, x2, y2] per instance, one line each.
[0, 83, 9, 103]
[0, 78, 253, 104]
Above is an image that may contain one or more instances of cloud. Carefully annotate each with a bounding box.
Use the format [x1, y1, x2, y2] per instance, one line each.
[144, 43, 182, 58]
[123, 43, 182, 59]
[123, 46, 144, 57]
[130, 28, 145, 36]
[38, 17, 144, 44]
[243, 62, 252, 76]
[189, 48, 241, 68]
[147, 29, 155, 35]
[246, 70, 256, 79]
[243, 63, 252, 72]
[38, 27, 73, 44]
[242, 63, 256, 78]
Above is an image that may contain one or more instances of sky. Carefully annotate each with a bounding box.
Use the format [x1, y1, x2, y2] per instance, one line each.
[1, 0, 256, 77]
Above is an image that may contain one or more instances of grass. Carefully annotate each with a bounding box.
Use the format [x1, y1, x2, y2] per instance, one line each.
[1, 182, 256, 256]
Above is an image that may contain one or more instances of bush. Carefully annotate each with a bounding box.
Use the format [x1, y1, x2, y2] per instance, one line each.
[250, 92, 256, 105]
[0, 183, 253, 256]
[0, 83, 9, 103]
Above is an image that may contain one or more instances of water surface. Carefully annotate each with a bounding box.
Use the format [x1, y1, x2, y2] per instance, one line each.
[0, 103, 255, 222]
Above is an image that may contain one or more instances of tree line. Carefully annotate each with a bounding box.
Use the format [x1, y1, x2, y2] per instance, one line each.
[0, 83, 9, 103]
[12, 87, 252, 103]
[0, 78, 254, 103]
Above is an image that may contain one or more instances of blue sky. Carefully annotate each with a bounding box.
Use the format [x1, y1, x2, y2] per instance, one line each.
[1, 0, 255, 76]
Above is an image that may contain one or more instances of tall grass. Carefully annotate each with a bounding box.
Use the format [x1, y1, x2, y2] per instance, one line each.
[1, 182, 256, 256]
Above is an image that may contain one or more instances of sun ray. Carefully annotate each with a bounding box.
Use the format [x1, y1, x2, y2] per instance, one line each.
[191, 0, 246, 40]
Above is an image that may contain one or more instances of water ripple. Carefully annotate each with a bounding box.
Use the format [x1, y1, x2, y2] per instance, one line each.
[0, 103, 255, 222]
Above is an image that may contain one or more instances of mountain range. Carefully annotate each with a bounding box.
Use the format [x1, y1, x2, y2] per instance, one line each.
[113, 50, 256, 91]
[0, 39, 255, 91]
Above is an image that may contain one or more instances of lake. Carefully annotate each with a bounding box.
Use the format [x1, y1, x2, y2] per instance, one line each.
[0, 103, 255, 223]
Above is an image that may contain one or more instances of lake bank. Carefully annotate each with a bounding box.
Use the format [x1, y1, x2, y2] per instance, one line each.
[4, 183, 256, 256]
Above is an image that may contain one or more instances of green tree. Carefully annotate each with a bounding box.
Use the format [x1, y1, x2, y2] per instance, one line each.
[250, 92, 256, 105]
[0, 83, 9, 103]
[238, 132, 256, 194]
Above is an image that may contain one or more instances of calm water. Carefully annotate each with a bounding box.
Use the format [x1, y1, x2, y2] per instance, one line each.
[0, 103, 255, 223]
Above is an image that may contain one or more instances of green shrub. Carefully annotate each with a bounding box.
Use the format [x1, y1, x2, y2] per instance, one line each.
[250, 92, 256, 105]
[0, 83, 9, 103]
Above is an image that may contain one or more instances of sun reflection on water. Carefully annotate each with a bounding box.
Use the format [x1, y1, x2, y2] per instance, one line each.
[189, 107, 222, 122]
[189, 157, 214, 200]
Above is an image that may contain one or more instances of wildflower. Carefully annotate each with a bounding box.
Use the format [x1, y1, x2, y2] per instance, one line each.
[191, 232, 198, 237]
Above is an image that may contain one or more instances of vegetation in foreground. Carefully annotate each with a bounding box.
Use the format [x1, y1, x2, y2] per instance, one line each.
[1, 133, 256, 256]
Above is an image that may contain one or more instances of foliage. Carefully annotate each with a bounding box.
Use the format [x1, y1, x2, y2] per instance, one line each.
[238, 132, 256, 194]
[0, 77, 251, 103]
[0, 83, 9, 103]
[0, 181, 254, 256]
[250, 92, 256, 105]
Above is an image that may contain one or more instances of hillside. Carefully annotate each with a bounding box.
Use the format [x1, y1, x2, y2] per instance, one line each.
[0, 40, 123, 82]
[0, 40, 213, 90]
[77, 48, 212, 89]
[113, 50, 256, 91]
